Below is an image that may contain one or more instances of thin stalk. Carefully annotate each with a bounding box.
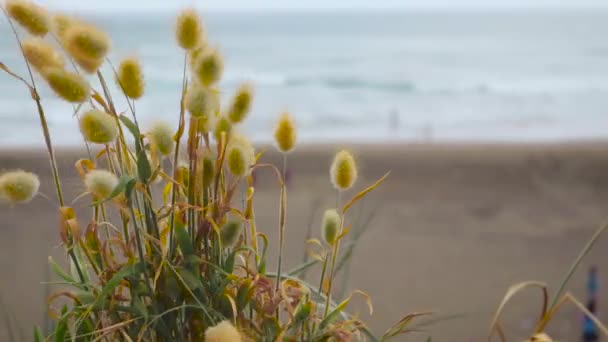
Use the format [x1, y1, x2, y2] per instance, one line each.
[169, 51, 189, 259]
[96, 71, 129, 176]
[311, 252, 330, 335]
[275, 153, 288, 292]
[128, 202, 152, 293]
[323, 191, 343, 318]
[549, 220, 608, 308]
[187, 117, 199, 243]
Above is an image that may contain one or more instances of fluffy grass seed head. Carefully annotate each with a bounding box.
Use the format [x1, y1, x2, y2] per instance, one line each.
[6, 0, 50, 36]
[196, 110, 216, 134]
[273, 112, 296, 153]
[197, 149, 216, 189]
[64, 23, 110, 70]
[185, 84, 215, 118]
[226, 134, 254, 177]
[213, 115, 232, 143]
[204, 321, 242, 342]
[53, 13, 73, 38]
[330, 150, 357, 191]
[116, 57, 144, 99]
[527, 333, 553, 342]
[321, 209, 341, 246]
[220, 219, 243, 248]
[194, 47, 223, 86]
[227, 83, 253, 123]
[84, 169, 118, 199]
[22, 38, 64, 72]
[189, 43, 207, 69]
[148, 121, 175, 156]
[175, 8, 203, 50]
[79, 109, 118, 144]
[0, 170, 40, 204]
[42, 67, 90, 103]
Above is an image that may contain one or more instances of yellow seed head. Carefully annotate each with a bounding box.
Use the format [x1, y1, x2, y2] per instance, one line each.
[116, 57, 144, 99]
[273, 112, 297, 153]
[527, 332, 553, 342]
[202, 158, 215, 188]
[148, 121, 175, 156]
[220, 219, 243, 248]
[194, 47, 223, 86]
[195, 112, 216, 134]
[64, 23, 110, 69]
[213, 116, 232, 143]
[227, 83, 253, 123]
[321, 209, 341, 246]
[0, 170, 40, 204]
[6, 0, 50, 36]
[79, 110, 118, 144]
[42, 67, 90, 103]
[189, 43, 207, 69]
[74, 54, 103, 73]
[185, 84, 215, 118]
[84, 170, 118, 199]
[175, 9, 203, 50]
[330, 150, 357, 191]
[205, 321, 242, 342]
[53, 13, 74, 38]
[21, 38, 64, 72]
[226, 134, 254, 177]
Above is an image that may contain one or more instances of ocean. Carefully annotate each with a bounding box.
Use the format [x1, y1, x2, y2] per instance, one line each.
[1, 9, 608, 146]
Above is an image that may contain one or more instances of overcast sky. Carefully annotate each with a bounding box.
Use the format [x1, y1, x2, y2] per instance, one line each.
[30, 0, 608, 12]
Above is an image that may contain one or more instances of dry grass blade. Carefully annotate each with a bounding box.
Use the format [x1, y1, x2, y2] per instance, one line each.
[342, 171, 390, 214]
[0, 61, 33, 89]
[535, 292, 608, 336]
[488, 281, 548, 342]
[381, 311, 433, 340]
[549, 220, 608, 309]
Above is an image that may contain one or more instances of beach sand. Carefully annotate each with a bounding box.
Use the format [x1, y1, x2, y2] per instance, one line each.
[2, 142, 608, 341]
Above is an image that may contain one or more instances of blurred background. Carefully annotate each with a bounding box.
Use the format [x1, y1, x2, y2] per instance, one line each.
[3, 0, 608, 145]
[2, 0, 608, 340]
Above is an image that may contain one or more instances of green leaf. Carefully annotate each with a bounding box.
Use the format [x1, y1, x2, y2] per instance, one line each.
[175, 267, 203, 291]
[49, 257, 75, 284]
[54, 306, 69, 342]
[257, 234, 269, 275]
[319, 297, 350, 331]
[235, 280, 252, 312]
[96, 262, 146, 308]
[133, 296, 149, 320]
[287, 259, 319, 276]
[90, 175, 137, 206]
[119, 115, 140, 142]
[224, 246, 254, 274]
[136, 149, 151, 183]
[109, 175, 136, 201]
[175, 224, 194, 258]
[33, 326, 43, 342]
[262, 318, 280, 341]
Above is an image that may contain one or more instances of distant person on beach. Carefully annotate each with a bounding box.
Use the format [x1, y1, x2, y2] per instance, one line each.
[588, 266, 598, 299]
[583, 266, 599, 342]
[583, 299, 599, 342]
[388, 108, 399, 135]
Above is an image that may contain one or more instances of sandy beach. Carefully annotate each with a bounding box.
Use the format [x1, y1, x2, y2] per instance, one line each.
[2, 142, 608, 341]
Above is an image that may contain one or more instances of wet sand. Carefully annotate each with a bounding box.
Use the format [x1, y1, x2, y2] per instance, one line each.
[2, 142, 608, 340]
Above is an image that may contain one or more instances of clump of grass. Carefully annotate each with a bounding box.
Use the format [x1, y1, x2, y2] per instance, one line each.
[0, 3, 413, 341]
